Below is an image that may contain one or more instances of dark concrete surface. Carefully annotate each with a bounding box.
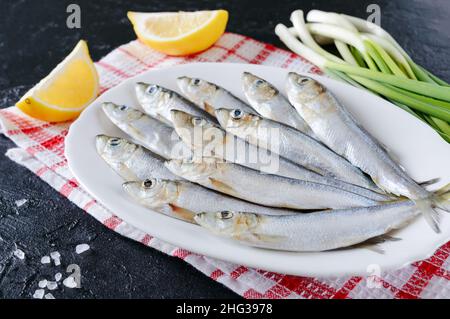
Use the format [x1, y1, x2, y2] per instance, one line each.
[0, 0, 449, 298]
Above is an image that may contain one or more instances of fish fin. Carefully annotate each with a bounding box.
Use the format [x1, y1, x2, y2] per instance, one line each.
[168, 204, 196, 223]
[415, 199, 441, 233]
[432, 183, 450, 213]
[208, 178, 236, 195]
[203, 102, 216, 116]
[418, 177, 441, 188]
[357, 235, 401, 254]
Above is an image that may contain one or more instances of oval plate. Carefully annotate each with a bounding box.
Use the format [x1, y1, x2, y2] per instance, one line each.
[66, 62, 450, 277]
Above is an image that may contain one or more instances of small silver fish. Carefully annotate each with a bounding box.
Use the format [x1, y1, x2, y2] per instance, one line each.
[242, 72, 314, 136]
[165, 158, 379, 210]
[286, 73, 450, 231]
[102, 102, 192, 160]
[170, 109, 333, 181]
[135, 82, 217, 126]
[95, 135, 177, 181]
[123, 178, 298, 223]
[177, 76, 256, 115]
[195, 199, 424, 252]
[215, 108, 381, 193]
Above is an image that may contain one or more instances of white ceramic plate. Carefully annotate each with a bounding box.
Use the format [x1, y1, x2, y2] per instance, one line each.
[66, 63, 450, 277]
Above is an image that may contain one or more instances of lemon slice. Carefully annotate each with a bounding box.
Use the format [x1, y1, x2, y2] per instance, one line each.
[128, 10, 228, 56]
[16, 40, 99, 122]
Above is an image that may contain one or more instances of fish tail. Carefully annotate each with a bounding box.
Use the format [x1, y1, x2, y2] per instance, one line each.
[415, 183, 450, 234]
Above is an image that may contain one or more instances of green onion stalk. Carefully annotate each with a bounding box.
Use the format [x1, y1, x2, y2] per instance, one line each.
[276, 10, 450, 142]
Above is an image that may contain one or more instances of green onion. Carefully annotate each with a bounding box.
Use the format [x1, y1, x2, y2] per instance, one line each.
[275, 9, 450, 143]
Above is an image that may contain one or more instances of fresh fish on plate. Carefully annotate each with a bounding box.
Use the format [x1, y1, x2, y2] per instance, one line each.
[242, 72, 314, 136]
[170, 109, 337, 181]
[195, 197, 443, 252]
[102, 102, 192, 160]
[135, 82, 218, 126]
[177, 76, 256, 115]
[286, 73, 450, 231]
[95, 135, 178, 181]
[165, 158, 379, 209]
[216, 107, 380, 193]
[123, 178, 299, 223]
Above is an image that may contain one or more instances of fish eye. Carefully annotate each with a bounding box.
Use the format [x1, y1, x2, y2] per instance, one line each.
[192, 78, 201, 86]
[231, 109, 243, 119]
[109, 138, 121, 146]
[255, 79, 264, 87]
[142, 179, 154, 189]
[192, 117, 205, 126]
[146, 85, 158, 95]
[218, 211, 233, 220]
[119, 105, 128, 111]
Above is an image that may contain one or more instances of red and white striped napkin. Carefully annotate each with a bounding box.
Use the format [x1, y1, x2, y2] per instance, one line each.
[1, 33, 450, 299]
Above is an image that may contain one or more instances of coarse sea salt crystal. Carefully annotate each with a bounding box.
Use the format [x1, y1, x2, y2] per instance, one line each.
[38, 279, 48, 288]
[55, 273, 62, 282]
[50, 251, 61, 259]
[13, 249, 25, 260]
[53, 258, 61, 266]
[44, 293, 55, 299]
[41, 256, 51, 264]
[33, 289, 45, 299]
[15, 199, 28, 207]
[50, 252, 61, 266]
[75, 244, 90, 254]
[63, 276, 77, 288]
[47, 281, 58, 290]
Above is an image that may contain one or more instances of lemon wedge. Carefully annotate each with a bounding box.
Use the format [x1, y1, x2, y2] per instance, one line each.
[128, 10, 228, 56]
[16, 40, 99, 122]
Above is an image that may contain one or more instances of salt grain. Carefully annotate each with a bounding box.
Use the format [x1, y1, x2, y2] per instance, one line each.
[50, 251, 61, 259]
[63, 276, 77, 288]
[15, 199, 28, 207]
[33, 289, 45, 299]
[75, 244, 90, 254]
[13, 249, 25, 260]
[55, 273, 62, 282]
[38, 279, 48, 288]
[41, 256, 51, 264]
[44, 293, 55, 299]
[47, 281, 58, 290]
[50, 251, 61, 266]
[53, 257, 61, 266]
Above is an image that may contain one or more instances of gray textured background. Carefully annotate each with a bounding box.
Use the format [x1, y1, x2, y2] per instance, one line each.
[0, 0, 449, 298]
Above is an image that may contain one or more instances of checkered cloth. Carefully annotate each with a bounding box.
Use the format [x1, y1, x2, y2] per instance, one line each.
[1, 33, 450, 299]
